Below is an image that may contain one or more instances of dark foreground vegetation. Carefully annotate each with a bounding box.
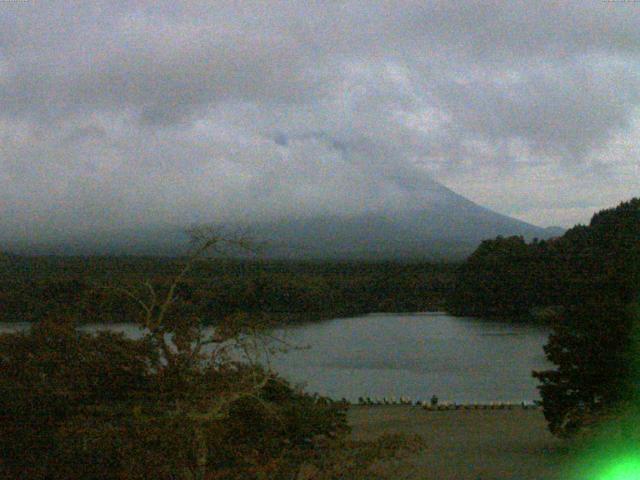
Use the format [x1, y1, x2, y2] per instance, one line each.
[0, 234, 423, 479]
[0, 319, 424, 479]
[0, 255, 455, 326]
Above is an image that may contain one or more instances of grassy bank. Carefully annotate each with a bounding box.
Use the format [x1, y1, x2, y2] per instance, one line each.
[348, 405, 568, 480]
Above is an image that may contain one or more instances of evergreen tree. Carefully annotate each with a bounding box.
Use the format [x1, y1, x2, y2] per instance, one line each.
[533, 199, 640, 436]
[446, 235, 543, 317]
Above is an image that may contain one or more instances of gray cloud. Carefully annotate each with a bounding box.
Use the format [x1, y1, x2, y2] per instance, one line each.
[0, 0, 639, 244]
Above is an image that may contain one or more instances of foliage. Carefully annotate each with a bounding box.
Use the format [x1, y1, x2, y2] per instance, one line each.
[447, 198, 640, 436]
[0, 257, 456, 325]
[447, 199, 640, 323]
[0, 316, 354, 479]
[446, 235, 547, 317]
[531, 198, 640, 437]
[0, 229, 423, 479]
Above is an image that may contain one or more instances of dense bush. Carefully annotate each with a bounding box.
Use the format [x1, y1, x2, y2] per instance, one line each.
[0, 314, 356, 479]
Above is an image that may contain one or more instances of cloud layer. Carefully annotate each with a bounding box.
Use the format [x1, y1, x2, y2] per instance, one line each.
[1, 1, 639, 245]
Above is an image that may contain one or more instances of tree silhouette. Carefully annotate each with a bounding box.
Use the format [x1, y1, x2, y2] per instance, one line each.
[533, 198, 640, 436]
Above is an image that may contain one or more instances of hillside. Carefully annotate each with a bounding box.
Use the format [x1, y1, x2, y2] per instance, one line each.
[4, 178, 561, 260]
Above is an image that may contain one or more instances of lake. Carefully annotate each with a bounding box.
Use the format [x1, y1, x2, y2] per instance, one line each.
[0, 312, 551, 403]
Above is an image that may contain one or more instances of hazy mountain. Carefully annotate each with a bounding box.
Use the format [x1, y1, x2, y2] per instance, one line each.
[4, 177, 563, 260]
[246, 186, 562, 260]
[542, 226, 567, 238]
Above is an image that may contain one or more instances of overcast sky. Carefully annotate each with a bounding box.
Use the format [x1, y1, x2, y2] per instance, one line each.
[1, 1, 639, 244]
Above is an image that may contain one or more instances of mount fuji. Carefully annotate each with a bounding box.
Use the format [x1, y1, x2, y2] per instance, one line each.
[6, 172, 563, 260]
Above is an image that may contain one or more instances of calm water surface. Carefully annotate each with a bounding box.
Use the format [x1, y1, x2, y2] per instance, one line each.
[0, 312, 551, 403]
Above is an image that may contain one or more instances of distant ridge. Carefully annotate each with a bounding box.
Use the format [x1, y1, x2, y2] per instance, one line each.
[242, 204, 562, 260]
[4, 177, 563, 260]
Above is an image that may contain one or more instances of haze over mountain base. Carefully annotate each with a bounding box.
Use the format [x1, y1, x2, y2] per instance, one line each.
[3, 179, 563, 260]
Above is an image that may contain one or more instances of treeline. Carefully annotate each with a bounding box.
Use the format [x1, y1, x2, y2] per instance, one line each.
[446, 198, 640, 321]
[533, 198, 640, 436]
[0, 256, 456, 325]
[446, 197, 640, 437]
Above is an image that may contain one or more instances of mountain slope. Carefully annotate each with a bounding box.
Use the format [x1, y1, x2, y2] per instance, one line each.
[234, 176, 561, 259]
[5, 176, 562, 259]
[249, 204, 559, 260]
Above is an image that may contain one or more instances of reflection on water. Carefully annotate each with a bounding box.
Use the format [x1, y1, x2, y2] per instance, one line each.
[0, 312, 551, 403]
